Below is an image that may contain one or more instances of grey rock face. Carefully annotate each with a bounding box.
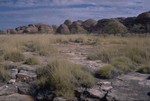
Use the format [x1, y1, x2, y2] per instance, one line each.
[0, 93, 34, 101]
[17, 70, 37, 81]
[0, 85, 17, 96]
[8, 69, 18, 79]
[106, 73, 150, 101]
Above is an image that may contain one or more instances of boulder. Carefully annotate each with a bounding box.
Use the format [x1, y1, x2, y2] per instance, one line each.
[8, 69, 18, 79]
[0, 93, 34, 101]
[94, 19, 128, 34]
[124, 17, 136, 27]
[16, 82, 36, 95]
[70, 21, 87, 34]
[37, 24, 54, 33]
[36, 89, 54, 101]
[0, 84, 17, 96]
[6, 29, 17, 34]
[85, 88, 106, 99]
[64, 19, 72, 27]
[82, 19, 97, 32]
[136, 11, 150, 22]
[23, 26, 38, 34]
[134, 11, 150, 32]
[53, 97, 67, 101]
[17, 70, 37, 82]
[56, 24, 70, 34]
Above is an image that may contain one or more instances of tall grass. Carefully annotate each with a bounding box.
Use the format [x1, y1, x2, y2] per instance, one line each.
[36, 59, 95, 98]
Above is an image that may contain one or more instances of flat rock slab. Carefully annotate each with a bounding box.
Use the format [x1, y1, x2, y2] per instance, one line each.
[0, 93, 34, 101]
[8, 69, 18, 79]
[0, 84, 17, 96]
[17, 70, 37, 81]
[18, 65, 37, 72]
[107, 72, 150, 101]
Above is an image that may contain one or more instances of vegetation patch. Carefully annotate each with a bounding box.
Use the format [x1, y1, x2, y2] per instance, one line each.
[96, 65, 118, 79]
[0, 64, 9, 81]
[137, 63, 150, 74]
[37, 59, 95, 98]
[4, 51, 25, 62]
[25, 56, 40, 65]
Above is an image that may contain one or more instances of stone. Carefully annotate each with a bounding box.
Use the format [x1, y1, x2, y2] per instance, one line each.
[53, 97, 67, 101]
[17, 70, 37, 81]
[0, 84, 17, 96]
[70, 21, 87, 34]
[18, 65, 37, 72]
[64, 19, 72, 26]
[56, 24, 70, 34]
[6, 29, 17, 34]
[94, 19, 128, 34]
[85, 88, 106, 99]
[36, 89, 54, 101]
[106, 72, 150, 101]
[0, 93, 34, 101]
[82, 19, 97, 32]
[8, 79, 16, 84]
[8, 69, 18, 79]
[16, 82, 31, 95]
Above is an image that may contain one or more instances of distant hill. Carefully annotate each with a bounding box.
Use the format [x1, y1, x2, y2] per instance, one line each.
[1, 11, 150, 35]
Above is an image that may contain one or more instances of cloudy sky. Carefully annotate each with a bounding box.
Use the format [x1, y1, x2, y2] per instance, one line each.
[0, 0, 150, 29]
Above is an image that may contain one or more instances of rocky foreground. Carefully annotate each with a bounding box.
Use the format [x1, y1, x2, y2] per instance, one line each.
[0, 11, 150, 35]
[0, 42, 150, 101]
[0, 64, 150, 101]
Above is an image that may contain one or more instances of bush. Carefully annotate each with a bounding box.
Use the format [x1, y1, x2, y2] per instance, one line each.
[137, 63, 150, 74]
[37, 60, 95, 98]
[111, 57, 136, 73]
[4, 51, 25, 62]
[96, 65, 118, 79]
[25, 56, 40, 65]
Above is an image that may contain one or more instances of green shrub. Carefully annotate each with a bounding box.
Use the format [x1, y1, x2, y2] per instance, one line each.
[111, 56, 136, 73]
[97, 65, 117, 79]
[4, 51, 25, 62]
[25, 56, 40, 65]
[137, 63, 150, 74]
[37, 60, 95, 98]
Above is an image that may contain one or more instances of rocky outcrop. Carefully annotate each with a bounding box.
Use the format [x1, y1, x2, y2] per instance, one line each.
[82, 19, 97, 32]
[7, 29, 17, 34]
[69, 21, 87, 34]
[94, 19, 128, 34]
[0, 93, 34, 101]
[35, 24, 54, 33]
[56, 24, 70, 34]
[2, 11, 150, 34]
[106, 72, 150, 101]
[64, 19, 72, 27]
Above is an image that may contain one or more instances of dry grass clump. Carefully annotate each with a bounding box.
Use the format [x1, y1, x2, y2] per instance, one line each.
[0, 64, 9, 81]
[4, 51, 25, 62]
[137, 63, 150, 74]
[89, 36, 150, 78]
[36, 59, 95, 98]
[24, 56, 40, 65]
